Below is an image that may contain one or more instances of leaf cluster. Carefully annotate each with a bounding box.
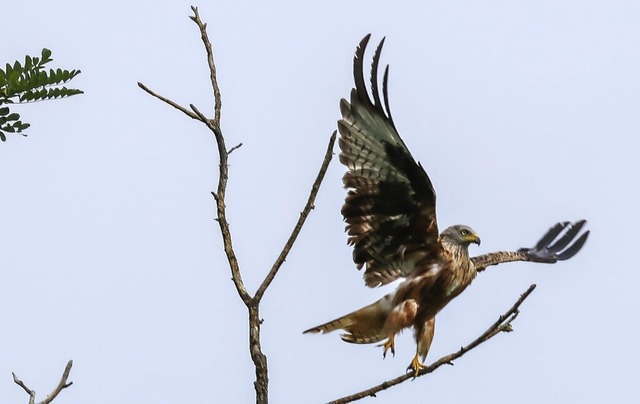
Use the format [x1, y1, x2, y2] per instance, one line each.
[0, 48, 83, 141]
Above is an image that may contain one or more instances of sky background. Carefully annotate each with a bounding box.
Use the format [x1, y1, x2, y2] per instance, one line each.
[1, 1, 638, 403]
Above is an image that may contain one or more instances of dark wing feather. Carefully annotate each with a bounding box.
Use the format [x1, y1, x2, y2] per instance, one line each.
[472, 220, 589, 272]
[338, 35, 441, 287]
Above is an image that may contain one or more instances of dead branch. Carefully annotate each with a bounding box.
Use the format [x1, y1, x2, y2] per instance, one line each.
[189, 6, 222, 125]
[228, 143, 243, 154]
[328, 284, 537, 404]
[13, 360, 73, 404]
[139, 6, 336, 403]
[136, 82, 202, 122]
[254, 131, 337, 303]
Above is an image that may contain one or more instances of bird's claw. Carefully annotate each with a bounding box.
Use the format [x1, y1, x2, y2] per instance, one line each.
[378, 337, 395, 359]
[406, 354, 426, 378]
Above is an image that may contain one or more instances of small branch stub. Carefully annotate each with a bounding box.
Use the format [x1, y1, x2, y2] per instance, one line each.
[227, 143, 243, 154]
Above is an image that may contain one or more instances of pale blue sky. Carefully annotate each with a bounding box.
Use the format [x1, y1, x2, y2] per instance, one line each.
[1, 1, 637, 403]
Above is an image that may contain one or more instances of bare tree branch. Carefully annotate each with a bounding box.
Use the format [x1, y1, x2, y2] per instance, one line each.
[190, 6, 222, 125]
[197, 138, 251, 307]
[12, 372, 35, 404]
[227, 143, 243, 154]
[139, 7, 337, 403]
[13, 360, 74, 404]
[328, 285, 537, 404]
[136, 82, 202, 122]
[249, 131, 336, 400]
[254, 131, 337, 303]
[140, 3, 256, 394]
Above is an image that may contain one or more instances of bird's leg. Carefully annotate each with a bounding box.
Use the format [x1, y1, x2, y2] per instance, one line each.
[378, 299, 418, 359]
[407, 352, 427, 378]
[377, 336, 395, 358]
[408, 317, 436, 378]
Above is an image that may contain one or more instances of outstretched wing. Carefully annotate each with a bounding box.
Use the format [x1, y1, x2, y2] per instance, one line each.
[472, 220, 590, 272]
[338, 34, 441, 287]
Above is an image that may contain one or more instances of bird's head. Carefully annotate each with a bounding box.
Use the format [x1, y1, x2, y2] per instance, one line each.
[441, 225, 481, 248]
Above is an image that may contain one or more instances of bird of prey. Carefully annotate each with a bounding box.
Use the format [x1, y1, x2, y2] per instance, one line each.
[304, 34, 589, 376]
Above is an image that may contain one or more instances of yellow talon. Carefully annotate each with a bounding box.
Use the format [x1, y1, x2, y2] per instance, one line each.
[377, 336, 395, 358]
[407, 353, 426, 378]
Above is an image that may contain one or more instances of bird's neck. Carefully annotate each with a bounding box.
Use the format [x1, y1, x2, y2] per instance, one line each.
[442, 241, 477, 298]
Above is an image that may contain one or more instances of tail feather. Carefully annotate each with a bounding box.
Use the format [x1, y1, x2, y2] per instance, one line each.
[303, 293, 394, 344]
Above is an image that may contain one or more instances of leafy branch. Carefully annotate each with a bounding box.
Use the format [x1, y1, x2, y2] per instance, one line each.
[0, 49, 83, 141]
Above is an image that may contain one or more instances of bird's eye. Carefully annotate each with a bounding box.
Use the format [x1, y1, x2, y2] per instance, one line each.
[460, 229, 468, 236]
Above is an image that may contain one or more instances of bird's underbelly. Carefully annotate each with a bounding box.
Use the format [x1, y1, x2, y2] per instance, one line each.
[416, 271, 476, 322]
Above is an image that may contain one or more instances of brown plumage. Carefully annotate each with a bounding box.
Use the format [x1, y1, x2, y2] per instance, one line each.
[304, 34, 590, 375]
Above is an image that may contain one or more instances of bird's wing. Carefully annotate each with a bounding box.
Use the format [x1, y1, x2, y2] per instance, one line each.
[471, 220, 590, 272]
[338, 34, 442, 287]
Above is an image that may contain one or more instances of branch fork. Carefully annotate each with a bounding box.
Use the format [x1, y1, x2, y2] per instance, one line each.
[13, 360, 73, 404]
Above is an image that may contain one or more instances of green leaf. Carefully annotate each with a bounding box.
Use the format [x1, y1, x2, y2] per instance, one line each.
[19, 91, 33, 102]
[6, 113, 19, 121]
[41, 48, 52, 64]
[11, 120, 27, 133]
[29, 72, 39, 87]
[37, 70, 47, 85]
[65, 88, 83, 96]
[0, 107, 8, 115]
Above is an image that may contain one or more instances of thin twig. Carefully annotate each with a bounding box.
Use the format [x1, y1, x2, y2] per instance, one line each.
[12, 360, 74, 404]
[227, 143, 243, 154]
[12, 372, 35, 404]
[328, 284, 537, 404]
[189, 103, 209, 123]
[190, 6, 222, 126]
[137, 82, 202, 121]
[253, 131, 337, 303]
